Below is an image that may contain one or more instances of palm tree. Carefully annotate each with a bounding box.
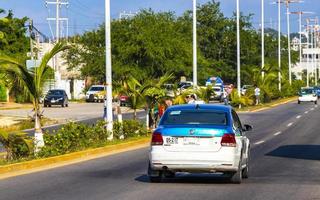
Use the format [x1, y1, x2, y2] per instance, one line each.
[0, 130, 33, 160]
[144, 73, 173, 128]
[121, 77, 148, 120]
[0, 42, 69, 150]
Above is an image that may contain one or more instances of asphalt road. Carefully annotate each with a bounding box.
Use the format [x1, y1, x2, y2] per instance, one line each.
[24, 110, 147, 135]
[1, 101, 320, 200]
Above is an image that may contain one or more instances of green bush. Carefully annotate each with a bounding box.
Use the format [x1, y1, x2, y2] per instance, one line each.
[0, 131, 33, 160]
[113, 120, 148, 139]
[230, 90, 254, 107]
[38, 120, 148, 158]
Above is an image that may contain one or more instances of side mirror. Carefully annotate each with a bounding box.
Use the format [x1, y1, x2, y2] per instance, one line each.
[243, 124, 253, 132]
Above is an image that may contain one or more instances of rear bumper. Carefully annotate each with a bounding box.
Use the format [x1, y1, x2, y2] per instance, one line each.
[298, 96, 317, 102]
[44, 100, 64, 105]
[149, 147, 240, 173]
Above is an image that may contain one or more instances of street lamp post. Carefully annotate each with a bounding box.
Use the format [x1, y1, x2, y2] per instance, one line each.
[105, 0, 113, 139]
[285, 2, 292, 85]
[307, 19, 310, 87]
[236, 0, 241, 98]
[193, 0, 197, 87]
[278, 0, 282, 91]
[261, 0, 265, 79]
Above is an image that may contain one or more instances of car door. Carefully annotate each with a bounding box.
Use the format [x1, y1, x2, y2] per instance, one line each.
[231, 110, 248, 164]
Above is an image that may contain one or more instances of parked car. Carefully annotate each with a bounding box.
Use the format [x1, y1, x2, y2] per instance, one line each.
[298, 87, 317, 104]
[85, 85, 106, 102]
[119, 95, 130, 107]
[211, 86, 224, 102]
[148, 104, 252, 183]
[313, 86, 320, 98]
[44, 89, 69, 107]
[241, 85, 253, 95]
[164, 84, 175, 97]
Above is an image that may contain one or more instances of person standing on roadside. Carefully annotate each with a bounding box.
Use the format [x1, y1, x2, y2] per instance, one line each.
[254, 85, 261, 105]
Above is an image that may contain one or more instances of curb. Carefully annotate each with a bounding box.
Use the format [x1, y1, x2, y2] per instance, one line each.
[0, 137, 150, 180]
[238, 97, 296, 113]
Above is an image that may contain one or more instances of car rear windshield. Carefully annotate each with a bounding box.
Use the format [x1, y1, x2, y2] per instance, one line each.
[300, 89, 314, 95]
[90, 87, 105, 91]
[47, 90, 64, 95]
[160, 110, 228, 126]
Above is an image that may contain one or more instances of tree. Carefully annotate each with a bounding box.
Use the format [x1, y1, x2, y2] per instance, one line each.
[0, 131, 32, 160]
[0, 42, 69, 150]
[120, 77, 148, 120]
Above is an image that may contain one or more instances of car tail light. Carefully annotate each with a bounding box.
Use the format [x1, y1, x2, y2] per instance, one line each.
[151, 132, 163, 145]
[221, 133, 236, 147]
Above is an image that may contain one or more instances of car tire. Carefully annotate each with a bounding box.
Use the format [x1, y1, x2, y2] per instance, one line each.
[89, 94, 94, 102]
[315, 101, 317, 105]
[44, 104, 47, 107]
[230, 162, 242, 184]
[298, 101, 300, 104]
[242, 153, 250, 179]
[164, 171, 175, 178]
[48, 104, 52, 107]
[66, 103, 68, 107]
[61, 103, 65, 107]
[148, 163, 162, 183]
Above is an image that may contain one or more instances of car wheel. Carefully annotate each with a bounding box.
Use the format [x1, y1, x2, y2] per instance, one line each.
[48, 104, 52, 107]
[148, 163, 162, 183]
[164, 171, 175, 178]
[298, 101, 300, 104]
[230, 162, 242, 184]
[315, 101, 317, 105]
[44, 104, 47, 107]
[61, 103, 65, 107]
[66, 103, 68, 107]
[89, 94, 94, 102]
[242, 153, 250, 179]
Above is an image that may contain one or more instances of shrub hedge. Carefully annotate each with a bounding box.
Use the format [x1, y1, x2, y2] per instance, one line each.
[37, 120, 149, 158]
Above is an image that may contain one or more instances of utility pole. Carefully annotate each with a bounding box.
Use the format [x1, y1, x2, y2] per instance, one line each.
[289, 12, 313, 79]
[193, 0, 197, 87]
[29, 19, 34, 60]
[271, 0, 282, 90]
[261, 0, 265, 79]
[285, 1, 292, 85]
[45, 0, 69, 88]
[276, 0, 302, 86]
[236, 0, 241, 98]
[306, 18, 310, 87]
[105, 0, 113, 138]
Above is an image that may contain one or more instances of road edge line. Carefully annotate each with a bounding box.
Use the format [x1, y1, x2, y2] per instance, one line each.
[0, 137, 150, 180]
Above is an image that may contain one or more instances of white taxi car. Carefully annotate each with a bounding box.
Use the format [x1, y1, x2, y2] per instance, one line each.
[148, 104, 252, 184]
[298, 87, 317, 104]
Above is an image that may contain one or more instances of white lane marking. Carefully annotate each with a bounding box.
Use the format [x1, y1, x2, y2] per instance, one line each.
[311, 108, 315, 111]
[254, 140, 265, 145]
[287, 122, 293, 127]
[274, 131, 282, 136]
[305, 111, 309, 114]
[296, 115, 301, 119]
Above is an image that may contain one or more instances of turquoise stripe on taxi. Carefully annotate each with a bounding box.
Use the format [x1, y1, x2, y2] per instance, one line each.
[158, 126, 232, 137]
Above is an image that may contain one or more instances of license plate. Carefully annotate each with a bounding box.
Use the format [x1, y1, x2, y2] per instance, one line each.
[183, 137, 200, 145]
[165, 137, 178, 145]
[51, 100, 56, 103]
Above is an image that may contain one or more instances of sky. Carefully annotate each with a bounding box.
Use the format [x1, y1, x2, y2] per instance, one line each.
[0, 0, 320, 39]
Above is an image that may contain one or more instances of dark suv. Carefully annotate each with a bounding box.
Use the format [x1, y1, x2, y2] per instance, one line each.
[44, 89, 69, 107]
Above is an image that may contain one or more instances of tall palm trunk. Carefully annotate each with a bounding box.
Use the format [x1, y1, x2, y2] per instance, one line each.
[133, 109, 137, 120]
[5, 88, 9, 103]
[34, 102, 44, 152]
